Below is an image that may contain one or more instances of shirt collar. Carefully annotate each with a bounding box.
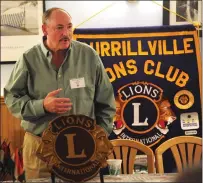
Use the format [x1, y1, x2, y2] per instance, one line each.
[40, 36, 72, 58]
[40, 36, 50, 57]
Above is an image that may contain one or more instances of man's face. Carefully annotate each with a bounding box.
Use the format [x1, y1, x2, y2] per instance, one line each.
[43, 10, 73, 51]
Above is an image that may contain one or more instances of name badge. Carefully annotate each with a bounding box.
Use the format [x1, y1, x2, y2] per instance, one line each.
[70, 77, 85, 89]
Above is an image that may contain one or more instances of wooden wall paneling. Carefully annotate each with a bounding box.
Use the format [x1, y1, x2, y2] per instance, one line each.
[0, 97, 25, 152]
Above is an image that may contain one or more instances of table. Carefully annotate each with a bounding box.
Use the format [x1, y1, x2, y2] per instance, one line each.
[90, 173, 178, 182]
[3, 173, 178, 182]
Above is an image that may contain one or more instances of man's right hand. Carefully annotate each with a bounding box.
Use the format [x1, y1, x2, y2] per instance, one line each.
[43, 88, 72, 114]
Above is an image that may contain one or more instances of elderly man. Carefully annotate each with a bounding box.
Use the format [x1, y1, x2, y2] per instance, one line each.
[4, 7, 116, 180]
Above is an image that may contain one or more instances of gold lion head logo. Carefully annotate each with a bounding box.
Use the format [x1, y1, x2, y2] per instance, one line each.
[113, 96, 126, 135]
[155, 99, 177, 135]
[91, 125, 113, 168]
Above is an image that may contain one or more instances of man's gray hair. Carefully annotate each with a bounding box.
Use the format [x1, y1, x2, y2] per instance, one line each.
[42, 7, 71, 24]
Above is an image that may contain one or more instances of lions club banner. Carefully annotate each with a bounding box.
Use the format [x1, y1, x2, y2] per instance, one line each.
[73, 25, 202, 149]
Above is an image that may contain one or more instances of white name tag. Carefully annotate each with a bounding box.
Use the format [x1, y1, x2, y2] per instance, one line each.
[70, 77, 85, 89]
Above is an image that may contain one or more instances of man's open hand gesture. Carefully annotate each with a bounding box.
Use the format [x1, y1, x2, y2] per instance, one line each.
[43, 88, 72, 114]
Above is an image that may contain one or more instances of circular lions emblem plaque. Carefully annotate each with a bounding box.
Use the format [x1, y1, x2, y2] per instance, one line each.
[36, 115, 113, 182]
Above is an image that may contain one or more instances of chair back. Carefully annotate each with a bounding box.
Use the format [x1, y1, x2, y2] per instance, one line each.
[108, 139, 155, 174]
[155, 136, 202, 173]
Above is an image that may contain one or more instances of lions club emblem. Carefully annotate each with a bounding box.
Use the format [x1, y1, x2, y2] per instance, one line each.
[174, 90, 194, 109]
[36, 115, 113, 182]
[113, 81, 177, 147]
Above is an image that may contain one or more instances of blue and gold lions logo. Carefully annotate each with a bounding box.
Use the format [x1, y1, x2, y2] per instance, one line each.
[113, 81, 176, 147]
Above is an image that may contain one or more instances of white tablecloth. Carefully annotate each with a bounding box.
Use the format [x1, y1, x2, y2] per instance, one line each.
[90, 173, 178, 182]
[4, 173, 177, 182]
